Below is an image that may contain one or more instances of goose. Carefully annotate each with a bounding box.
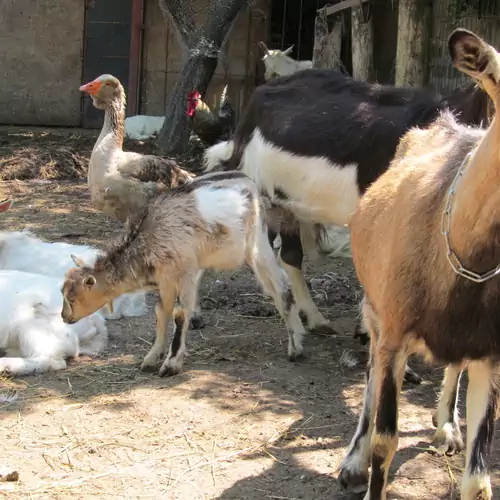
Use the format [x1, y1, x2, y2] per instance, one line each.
[80, 74, 195, 223]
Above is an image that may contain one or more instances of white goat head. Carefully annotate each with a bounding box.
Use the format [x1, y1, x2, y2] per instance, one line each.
[258, 41, 312, 81]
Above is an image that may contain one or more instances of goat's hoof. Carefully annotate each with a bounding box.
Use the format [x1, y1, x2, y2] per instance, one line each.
[430, 425, 464, 456]
[403, 368, 422, 385]
[309, 323, 337, 335]
[338, 464, 369, 493]
[288, 350, 305, 362]
[158, 363, 182, 377]
[461, 480, 492, 500]
[189, 315, 205, 330]
[0, 361, 12, 376]
[140, 361, 158, 373]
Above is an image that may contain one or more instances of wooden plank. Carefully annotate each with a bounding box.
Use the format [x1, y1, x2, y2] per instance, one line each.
[320, 0, 370, 17]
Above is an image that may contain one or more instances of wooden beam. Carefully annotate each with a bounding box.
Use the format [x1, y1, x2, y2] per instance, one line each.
[320, 0, 370, 17]
[351, 5, 374, 81]
[313, 8, 342, 69]
[395, 0, 431, 86]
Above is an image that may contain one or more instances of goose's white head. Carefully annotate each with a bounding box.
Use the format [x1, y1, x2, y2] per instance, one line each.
[79, 74, 123, 110]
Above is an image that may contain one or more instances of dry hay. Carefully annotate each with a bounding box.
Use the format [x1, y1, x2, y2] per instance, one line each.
[0, 146, 88, 181]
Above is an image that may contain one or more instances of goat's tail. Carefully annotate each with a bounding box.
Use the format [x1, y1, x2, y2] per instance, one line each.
[203, 140, 234, 172]
[219, 84, 229, 107]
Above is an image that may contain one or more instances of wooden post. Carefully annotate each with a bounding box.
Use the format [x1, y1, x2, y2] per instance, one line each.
[312, 8, 342, 70]
[351, 5, 374, 81]
[395, 0, 432, 87]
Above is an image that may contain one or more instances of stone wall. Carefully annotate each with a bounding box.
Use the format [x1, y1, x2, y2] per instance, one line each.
[0, 0, 85, 126]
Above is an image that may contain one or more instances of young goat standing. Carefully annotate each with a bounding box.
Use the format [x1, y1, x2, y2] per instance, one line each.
[339, 29, 500, 500]
[60, 171, 306, 376]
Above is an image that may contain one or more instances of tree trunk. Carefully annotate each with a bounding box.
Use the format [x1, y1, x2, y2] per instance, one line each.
[351, 5, 374, 81]
[395, 0, 432, 87]
[312, 9, 342, 70]
[156, 0, 249, 155]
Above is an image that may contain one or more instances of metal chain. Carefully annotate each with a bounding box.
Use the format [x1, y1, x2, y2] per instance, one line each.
[441, 151, 500, 283]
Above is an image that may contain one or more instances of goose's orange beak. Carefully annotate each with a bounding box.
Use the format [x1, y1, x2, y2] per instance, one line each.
[79, 79, 102, 95]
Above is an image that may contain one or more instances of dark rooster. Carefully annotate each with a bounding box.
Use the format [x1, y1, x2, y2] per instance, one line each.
[186, 85, 235, 146]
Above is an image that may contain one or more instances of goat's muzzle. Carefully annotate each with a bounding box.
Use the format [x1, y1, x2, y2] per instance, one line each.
[61, 296, 75, 324]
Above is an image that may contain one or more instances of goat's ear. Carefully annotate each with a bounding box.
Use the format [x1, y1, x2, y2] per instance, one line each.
[448, 29, 496, 80]
[258, 41, 270, 56]
[0, 198, 13, 212]
[71, 254, 86, 268]
[283, 45, 294, 56]
[82, 275, 96, 289]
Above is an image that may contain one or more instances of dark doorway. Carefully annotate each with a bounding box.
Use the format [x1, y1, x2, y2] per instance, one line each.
[81, 0, 133, 128]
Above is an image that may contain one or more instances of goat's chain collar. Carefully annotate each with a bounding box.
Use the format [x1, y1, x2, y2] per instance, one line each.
[441, 151, 500, 283]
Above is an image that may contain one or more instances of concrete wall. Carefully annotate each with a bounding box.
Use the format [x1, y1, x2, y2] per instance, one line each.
[140, 0, 270, 120]
[0, 0, 84, 126]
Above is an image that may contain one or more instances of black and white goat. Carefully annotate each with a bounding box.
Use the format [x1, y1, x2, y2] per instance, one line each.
[204, 67, 491, 337]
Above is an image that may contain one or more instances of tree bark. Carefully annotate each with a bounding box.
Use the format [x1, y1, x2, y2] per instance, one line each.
[312, 9, 342, 70]
[351, 5, 374, 81]
[156, 0, 249, 155]
[395, 0, 432, 87]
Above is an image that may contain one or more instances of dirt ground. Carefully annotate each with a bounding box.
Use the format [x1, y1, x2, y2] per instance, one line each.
[0, 126, 499, 500]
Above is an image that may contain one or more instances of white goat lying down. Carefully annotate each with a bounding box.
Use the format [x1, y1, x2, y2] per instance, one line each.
[0, 270, 108, 375]
[0, 230, 148, 375]
[0, 230, 147, 319]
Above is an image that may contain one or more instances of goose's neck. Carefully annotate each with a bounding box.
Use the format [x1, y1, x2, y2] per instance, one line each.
[95, 93, 126, 152]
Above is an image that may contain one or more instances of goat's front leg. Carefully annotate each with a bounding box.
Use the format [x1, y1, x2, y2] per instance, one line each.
[140, 288, 175, 372]
[189, 269, 205, 330]
[338, 351, 375, 493]
[363, 341, 407, 500]
[0, 356, 67, 376]
[339, 306, 381, 493]
[279, 231, 334, 334]
[460, 360, 497, 500]
[159, 272, 199, 377]
[430, 363, 464, 455]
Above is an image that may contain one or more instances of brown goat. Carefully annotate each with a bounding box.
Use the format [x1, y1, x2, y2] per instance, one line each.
[338, 29, 500, 500]
[60, 171, 306, 376]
